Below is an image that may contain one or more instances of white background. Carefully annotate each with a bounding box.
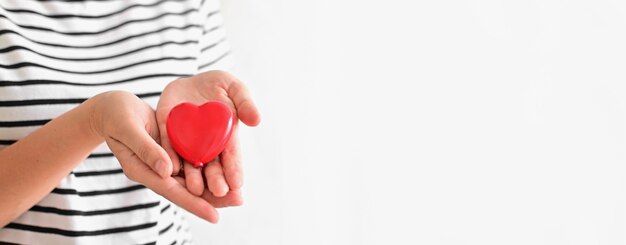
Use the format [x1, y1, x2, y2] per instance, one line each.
[189, 0, 626, 244]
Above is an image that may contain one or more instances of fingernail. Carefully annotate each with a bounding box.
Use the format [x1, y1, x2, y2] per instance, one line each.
[208, 212, 220, 224]
[211, 186, 226, 197]
[231, 196, 244, 206]
[219, 185, 229, 197]
[235, 173, 243, 188]
[155, 160, 167, 178]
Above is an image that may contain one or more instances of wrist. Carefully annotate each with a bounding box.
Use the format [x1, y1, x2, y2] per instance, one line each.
[81, 92, 107, 140]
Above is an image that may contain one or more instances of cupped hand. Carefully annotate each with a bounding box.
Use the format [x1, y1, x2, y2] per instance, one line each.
[156, 71, 260, 204]
[88, 91, 222, 223]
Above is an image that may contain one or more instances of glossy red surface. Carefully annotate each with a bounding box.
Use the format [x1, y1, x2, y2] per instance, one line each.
[166, 102, 234, 168]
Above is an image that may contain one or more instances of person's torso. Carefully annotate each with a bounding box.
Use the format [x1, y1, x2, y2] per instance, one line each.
[0, 0, 232, 244]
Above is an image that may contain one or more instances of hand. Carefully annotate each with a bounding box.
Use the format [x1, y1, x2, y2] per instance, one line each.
[89, 91, 221, 222]
[156, 71, 261, 205]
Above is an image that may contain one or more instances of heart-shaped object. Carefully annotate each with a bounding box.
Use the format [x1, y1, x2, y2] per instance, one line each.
[166, 102, 234, 168]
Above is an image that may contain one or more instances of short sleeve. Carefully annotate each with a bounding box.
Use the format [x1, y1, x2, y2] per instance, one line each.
[197, 0, 235, 73]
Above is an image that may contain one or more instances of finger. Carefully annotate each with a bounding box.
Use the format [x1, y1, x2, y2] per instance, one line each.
[204, 157, 229, 197]
[156, 108, 183, 176]
[163, 131, 183, 176]
[221, 134, 243, 190]
[142, 171, 220, 223]
[227, 81, 261, 126]
[184, 161, 205, 196]
[176, 176, 242, 208]
[173, 176, 186, 186]
[178, 173, 242, 205]
[201, 188, 243, 208]
[106, 138, 152, 179]
[109, 142, 220, 223]
[109, 123, 171, 178]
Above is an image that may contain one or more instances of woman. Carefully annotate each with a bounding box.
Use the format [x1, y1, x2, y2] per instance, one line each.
[0, 0, 260, 244]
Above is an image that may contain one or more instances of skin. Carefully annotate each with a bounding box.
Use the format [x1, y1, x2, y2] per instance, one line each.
[0, 71, 260, 226]
[157, 70, 261, 201]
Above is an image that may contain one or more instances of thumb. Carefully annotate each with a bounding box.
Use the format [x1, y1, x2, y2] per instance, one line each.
[156, 107, 183, 176]
[114, 124, 172, 178]
[227, 81, 261, 127]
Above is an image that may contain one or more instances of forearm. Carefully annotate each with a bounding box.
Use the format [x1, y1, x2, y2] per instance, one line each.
[0, 98, 104, 226]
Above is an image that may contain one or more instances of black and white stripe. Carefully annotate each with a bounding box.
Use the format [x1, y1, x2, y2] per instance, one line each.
[0, 0, 231, 244]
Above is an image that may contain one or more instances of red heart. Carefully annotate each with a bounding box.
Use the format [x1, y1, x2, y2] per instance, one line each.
[166, 102, 234, 168]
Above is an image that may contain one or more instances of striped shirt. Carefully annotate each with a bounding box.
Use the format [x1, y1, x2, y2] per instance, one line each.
[0, 0, 233, 244]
